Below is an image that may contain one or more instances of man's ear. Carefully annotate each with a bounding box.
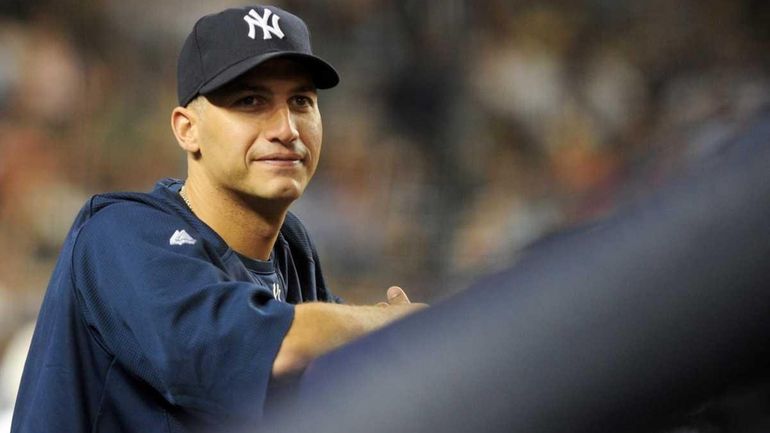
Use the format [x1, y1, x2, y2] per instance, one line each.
[171, 105, 200, 154]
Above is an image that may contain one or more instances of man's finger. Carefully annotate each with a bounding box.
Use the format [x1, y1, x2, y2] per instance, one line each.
[386, 286, 411, 305]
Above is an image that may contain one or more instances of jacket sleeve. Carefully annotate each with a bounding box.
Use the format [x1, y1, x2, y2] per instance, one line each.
[70, 202, 294, 424]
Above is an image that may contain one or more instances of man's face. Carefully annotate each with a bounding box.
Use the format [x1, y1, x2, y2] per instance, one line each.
[191, 58, 322, 205]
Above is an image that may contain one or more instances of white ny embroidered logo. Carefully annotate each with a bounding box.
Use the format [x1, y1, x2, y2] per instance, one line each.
[243, 8, 285, 40]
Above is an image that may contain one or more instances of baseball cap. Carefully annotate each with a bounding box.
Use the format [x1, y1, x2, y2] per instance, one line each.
[177, 5, 339, 106]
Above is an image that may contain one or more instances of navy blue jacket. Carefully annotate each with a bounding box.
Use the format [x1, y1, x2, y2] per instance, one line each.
[12, 178, 335, 433]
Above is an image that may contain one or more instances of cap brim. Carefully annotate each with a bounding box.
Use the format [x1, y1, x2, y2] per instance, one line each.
[197, 52, 339, 98]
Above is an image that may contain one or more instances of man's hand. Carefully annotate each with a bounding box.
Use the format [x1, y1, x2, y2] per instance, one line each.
[379, 286, 428, 312]
[272, 286, 427, 377]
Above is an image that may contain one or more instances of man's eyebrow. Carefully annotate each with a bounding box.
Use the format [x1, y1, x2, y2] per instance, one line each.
[293, 84, 317, 93]
[228, 83, 317, 94]
[230, 84, 271, 94]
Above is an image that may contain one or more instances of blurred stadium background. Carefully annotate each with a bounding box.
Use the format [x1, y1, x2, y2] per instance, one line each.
[0, 0, 768, 426]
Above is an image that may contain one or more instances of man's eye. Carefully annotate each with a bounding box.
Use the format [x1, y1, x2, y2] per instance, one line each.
[292, 96, 313, 107]
[235, 95, 264, 107]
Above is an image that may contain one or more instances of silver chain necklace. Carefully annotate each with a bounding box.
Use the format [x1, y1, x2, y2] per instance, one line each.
[179, 185, 193, 210]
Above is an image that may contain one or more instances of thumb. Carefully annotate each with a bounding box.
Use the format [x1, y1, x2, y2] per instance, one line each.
[386, 286, 411, 305]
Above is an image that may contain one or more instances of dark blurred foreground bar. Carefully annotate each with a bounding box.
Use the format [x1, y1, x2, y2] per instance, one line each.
[263, 111, 770, 433]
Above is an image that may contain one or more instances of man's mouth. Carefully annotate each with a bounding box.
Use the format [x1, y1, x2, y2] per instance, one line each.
[255, 153, 304, 166]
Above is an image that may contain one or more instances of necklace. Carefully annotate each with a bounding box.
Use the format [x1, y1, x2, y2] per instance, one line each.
[179, 185, 193, 210]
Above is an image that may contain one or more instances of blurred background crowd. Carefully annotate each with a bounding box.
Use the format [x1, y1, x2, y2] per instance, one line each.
[0, 0, 768, 426]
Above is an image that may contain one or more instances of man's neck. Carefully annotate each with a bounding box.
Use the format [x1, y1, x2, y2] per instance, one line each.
[181, 179, 287, 260]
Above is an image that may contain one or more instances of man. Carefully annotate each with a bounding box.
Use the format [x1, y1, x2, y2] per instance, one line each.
[11, 6, 423, 433]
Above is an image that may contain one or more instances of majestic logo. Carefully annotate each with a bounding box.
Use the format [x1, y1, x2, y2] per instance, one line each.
[244, 8, 285, 40]
[272, 282, 282, 300]
[169, 229, 197, 246]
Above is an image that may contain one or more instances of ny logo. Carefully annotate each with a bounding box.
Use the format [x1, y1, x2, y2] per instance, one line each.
[243, 8, 285, 40]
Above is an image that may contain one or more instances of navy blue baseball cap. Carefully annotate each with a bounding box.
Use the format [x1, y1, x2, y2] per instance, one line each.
[177, 5, 340, 106]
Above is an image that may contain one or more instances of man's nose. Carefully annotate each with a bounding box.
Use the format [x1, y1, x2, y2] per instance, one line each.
[265, 105, 299, 145]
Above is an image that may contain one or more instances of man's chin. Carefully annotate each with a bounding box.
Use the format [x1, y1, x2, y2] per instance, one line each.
[250, 184, 305, 203]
